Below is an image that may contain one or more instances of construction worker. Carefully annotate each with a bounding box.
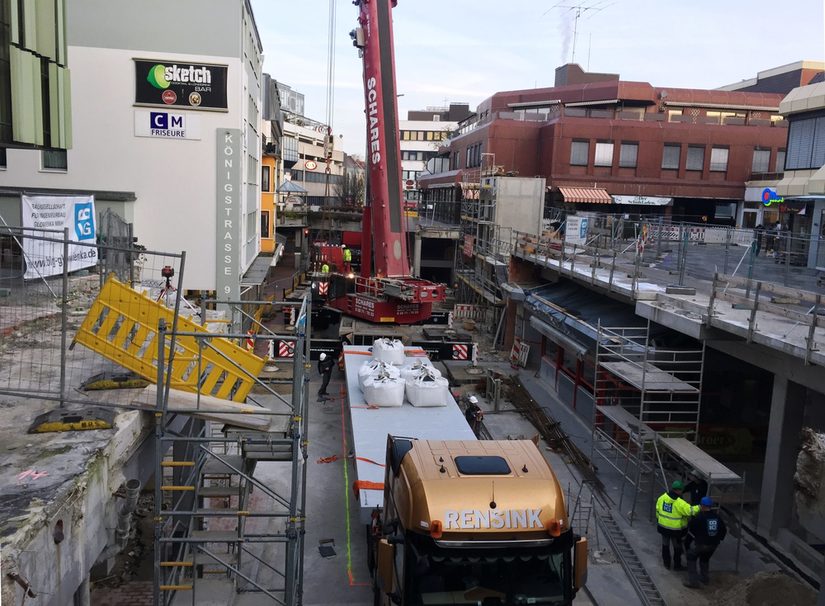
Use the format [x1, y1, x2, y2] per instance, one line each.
[321, 262, 330, 274]
[464, 395, 483, 436]
[342, 245, 352, 273]
[683, 496, 727, 588]
[317, 352, 335, 397]
[656, 480, 699, 570]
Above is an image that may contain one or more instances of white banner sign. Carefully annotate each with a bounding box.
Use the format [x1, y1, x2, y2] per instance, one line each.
[566, 216, 589, 245]
[21, 195, 98, 279]
[134, 109, 201, 140]
[612, 195, 672, 206]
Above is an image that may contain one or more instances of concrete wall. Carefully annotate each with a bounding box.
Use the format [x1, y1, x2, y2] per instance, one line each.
[1, 412, 150, 606]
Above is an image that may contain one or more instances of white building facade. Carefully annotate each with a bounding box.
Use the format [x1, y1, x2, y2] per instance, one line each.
[0, 0, 263, 298]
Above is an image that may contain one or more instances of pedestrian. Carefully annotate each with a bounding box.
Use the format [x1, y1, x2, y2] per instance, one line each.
[683, 496, 727, 588]
[317, 352, 335, 397]
[754, 224, 764, 256]
[656, 480, 699, 570]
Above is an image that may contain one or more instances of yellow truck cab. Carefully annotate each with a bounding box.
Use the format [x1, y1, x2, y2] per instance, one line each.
[371, 437, 588, 605]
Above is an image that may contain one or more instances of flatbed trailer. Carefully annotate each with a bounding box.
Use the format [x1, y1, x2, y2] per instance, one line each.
[342, 345, 475, 524]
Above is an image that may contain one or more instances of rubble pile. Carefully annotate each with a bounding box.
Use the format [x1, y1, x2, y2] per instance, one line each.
[712, 571, 816, 606]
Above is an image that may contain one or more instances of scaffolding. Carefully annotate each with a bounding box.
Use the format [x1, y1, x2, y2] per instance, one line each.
[590, 322, 705, 524]
[153, 296, 310, 606]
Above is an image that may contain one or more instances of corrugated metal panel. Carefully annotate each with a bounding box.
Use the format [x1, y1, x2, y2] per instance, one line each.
[35, 0, 57, 60]
[10, 47, 38, 145]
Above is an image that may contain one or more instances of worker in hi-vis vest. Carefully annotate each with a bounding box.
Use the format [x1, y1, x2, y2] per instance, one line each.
[342, 245, 352, 273]
[656, 480, 699, 570]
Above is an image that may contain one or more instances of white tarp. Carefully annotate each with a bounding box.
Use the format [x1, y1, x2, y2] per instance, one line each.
[21, 195, 97, 279]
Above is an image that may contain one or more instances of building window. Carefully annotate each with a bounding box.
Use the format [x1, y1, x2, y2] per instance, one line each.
[42, 149, 67, 171]
[452, 151, 460, 170]
[776, 149, 786, 172]
[261, 211, 270, 238]
[751, 149, 770, 174]
[686, 146, 704, 171]
[667, 110, 682, 123]
[0, 147, 5, 169]
[594, 142, 613, 167]
[261, 166, 271, 192]
[662, 144, 680, 169]
[570, 140, 589, 166]
[709, 147, 728, 172]
[619, 143, 638, 168]
[786, 116, 825, 170]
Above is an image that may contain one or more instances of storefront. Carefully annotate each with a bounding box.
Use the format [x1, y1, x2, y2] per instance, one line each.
[740, 186, 781, 229]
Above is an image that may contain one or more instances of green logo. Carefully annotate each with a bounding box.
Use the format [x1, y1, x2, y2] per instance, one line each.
[146, 64, 170, 90]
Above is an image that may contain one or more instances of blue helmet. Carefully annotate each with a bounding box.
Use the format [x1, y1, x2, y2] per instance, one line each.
[700, 496, 713, 507]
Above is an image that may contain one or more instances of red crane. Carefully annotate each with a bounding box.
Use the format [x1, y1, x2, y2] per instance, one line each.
[314, 0, 445, 324]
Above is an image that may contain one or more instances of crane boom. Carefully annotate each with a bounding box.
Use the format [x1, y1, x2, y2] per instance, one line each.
[354, 0, 408, 278]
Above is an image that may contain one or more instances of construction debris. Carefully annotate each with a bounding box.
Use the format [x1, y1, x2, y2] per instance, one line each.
[795, 427, 825, 511]
[711, 571, 816, 606]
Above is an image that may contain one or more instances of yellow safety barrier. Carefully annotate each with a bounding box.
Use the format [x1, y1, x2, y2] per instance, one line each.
[74, 276, 265, 403]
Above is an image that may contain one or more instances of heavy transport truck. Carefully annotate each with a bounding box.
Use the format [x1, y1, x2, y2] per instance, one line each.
[342, 347, 588, 605]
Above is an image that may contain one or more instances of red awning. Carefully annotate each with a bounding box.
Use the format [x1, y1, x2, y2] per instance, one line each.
[557, 187, 612, 204]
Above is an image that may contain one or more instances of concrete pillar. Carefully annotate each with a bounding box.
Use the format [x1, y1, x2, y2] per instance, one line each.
[413, 232, 422, 277]
[757, 376, 806, 538]
[807, 199, 825, 269]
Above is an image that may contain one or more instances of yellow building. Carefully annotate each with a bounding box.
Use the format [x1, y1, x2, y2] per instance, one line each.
[261, 153, 277, 254]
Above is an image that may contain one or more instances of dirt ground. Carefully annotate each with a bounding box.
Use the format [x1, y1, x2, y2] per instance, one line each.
[711, 571, 817, 606]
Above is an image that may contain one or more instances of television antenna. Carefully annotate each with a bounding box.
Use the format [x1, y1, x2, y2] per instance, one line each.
[544, 1, 614, 64]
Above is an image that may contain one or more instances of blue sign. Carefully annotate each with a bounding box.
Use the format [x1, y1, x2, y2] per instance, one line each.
[73, 202, 95, 240]
[579, 218, 589, 239]
[761, 188, 783, 207]
[150, 111, 184, 130]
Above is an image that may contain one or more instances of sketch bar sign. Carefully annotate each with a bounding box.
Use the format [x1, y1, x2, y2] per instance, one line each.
[134, 59, 227, 110]
[21, 195, 97, 279]
[216, 129, 241, 304]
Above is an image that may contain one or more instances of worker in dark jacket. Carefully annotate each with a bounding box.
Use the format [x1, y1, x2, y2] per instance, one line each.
[317, 352, 335, 397]
[683, 496, 727, 588]
[656, 480, 699, 570]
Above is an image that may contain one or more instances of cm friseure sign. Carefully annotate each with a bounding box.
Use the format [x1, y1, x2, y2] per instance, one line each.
[134, 59, 228, 111]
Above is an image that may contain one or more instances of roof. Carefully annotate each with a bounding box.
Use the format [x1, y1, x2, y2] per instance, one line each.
[276, 179, 308, 194]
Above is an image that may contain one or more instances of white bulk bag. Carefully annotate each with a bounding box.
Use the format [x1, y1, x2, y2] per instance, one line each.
[399, 360, 441, 380]
[405, 371, 449, 407]
[362, 373, 405, 407]
[372, 338, 406, 365]
[358, 359, 400, 388]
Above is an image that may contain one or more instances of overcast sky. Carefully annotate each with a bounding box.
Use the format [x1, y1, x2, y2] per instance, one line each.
[251, 0, 825, 155]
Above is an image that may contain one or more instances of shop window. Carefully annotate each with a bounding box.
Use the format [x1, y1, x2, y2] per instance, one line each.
[261, 166, 271, 192]
[709, 147, 728, 172]
[686, 146, 705, 171]
[261, 211, 270, 238]
[42, 149, 67, 171]
[661, 144, 680, 169]
[619, 143, 638, 168]
[751, 149, 770, 174]
[570, 140, 589, 166]
[786, 116, 825, 170]
[594, 142, 613, 167]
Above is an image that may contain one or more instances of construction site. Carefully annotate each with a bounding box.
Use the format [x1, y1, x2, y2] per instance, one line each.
[2, 0, 825, 605]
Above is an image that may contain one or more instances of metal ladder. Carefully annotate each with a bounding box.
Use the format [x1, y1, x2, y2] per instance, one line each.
[596, 510, 665, 606]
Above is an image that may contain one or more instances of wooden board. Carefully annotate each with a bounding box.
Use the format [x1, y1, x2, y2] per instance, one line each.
[133, 385, 273, 431]
[595, 405, 656, 440]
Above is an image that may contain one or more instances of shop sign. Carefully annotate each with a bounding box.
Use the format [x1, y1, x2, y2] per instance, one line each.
[134, 110, 201, 140]
[135, 59, 228, 110]
[612, 195, 672, 206]
[761, 188, 784, 207]
[216, 129, 241, 304]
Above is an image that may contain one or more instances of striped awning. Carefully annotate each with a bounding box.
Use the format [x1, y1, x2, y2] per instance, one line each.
[557, 186, 612, 204]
